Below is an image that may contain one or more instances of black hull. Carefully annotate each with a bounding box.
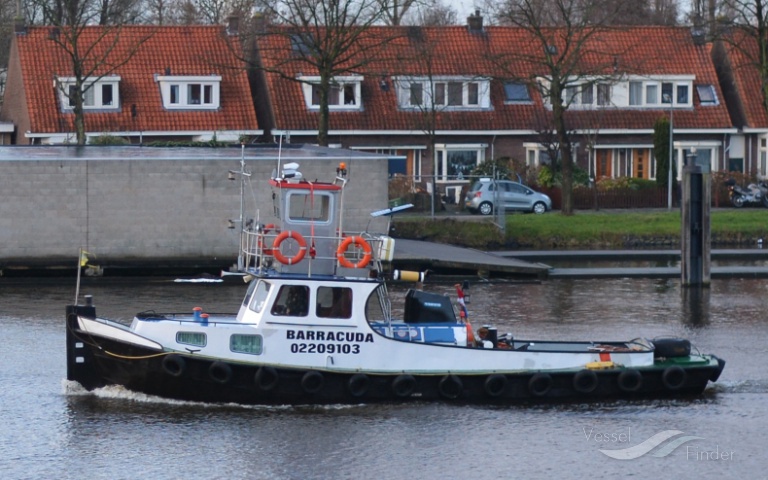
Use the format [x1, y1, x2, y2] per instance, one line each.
[67, 307, 726, 406]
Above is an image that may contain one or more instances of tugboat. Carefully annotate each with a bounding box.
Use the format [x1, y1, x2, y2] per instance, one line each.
[66, 161, 725, 405]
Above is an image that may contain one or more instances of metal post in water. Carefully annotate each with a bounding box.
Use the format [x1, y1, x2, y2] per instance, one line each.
[681, 150, 711, 286]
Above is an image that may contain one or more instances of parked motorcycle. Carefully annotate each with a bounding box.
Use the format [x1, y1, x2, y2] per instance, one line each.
[725, 178, 768, 207]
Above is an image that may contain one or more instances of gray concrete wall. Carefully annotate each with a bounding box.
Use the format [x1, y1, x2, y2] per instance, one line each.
[0, 146, 389, 269]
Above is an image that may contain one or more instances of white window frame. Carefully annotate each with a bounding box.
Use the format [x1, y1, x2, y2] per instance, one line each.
[299, 75, 363, 111]
[547, 75, 695, 110]
[524, 143, 578, 167]
[674, 141, 720, 179]
[433, 144, 486, 182]
[156, 75, 221, 110]
[394, 76, 491, 110]
[56, 76, 121, 111]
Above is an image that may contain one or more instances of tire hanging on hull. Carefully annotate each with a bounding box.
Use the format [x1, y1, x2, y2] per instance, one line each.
[162, 354, 186, 378]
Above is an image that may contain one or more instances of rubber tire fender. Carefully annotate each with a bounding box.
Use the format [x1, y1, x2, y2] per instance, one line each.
[484, 374, 508, 397]
[528, 373, 553, 397]
[254, 366, 280, 391]
[347, 374, 371, 398]
[617, 369, 643, 393]
[391, 374, 417, 398]
[162, 354, 186, 378]
[661, 365, 687, 391]
[438, 375, 463, 399]
[573, 369, 599, 394]
[301, 370, 325, 394]
[209, 361, 233, 384]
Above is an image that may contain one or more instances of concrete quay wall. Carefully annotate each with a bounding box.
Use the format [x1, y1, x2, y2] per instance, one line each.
[0, 148, 389, 271]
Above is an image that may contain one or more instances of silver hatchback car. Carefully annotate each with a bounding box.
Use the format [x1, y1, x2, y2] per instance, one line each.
[465, 179, 552, 215]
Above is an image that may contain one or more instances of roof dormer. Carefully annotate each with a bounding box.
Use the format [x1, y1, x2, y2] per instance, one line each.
[56, 76, 121, 112]
[299, 75, 363, 111]
[156, 74, 222, 110]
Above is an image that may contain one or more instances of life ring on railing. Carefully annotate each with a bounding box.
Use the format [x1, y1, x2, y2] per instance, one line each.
[272, 231, 307, 265]
[258, 223, 277, 256]
[336, 236, 372, 269]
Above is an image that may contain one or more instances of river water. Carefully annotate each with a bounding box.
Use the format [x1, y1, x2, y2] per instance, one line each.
[1, 276, 766, 480]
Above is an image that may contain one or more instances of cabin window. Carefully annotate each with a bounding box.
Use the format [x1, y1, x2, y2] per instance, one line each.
[230, 334, 263, 355]
[272, 285, 309, 317]
[247, 280, 272, 313]
[365, 285, 387, 322]
[316, 287, 353, 319]
[287, 192, 331, 222]
[176, 331, 206, 347]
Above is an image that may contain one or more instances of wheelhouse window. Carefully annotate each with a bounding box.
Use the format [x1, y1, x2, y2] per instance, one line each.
[246, 280, 272, 313]
[434, 144, 485, 182]
[156, 75, 221, 110]
[286, 191, 332, 223]
[271, 285, 309, 317]
[300, 75, 363, 111]
[230, 334, 263, 355]
[394, 76, 491, 110]
[316, 287, 353, 319]
[57, 76, 121, 111]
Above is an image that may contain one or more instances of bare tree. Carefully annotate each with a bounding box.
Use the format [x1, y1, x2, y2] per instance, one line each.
[405, 0, 458, 26]
[486, 0, 628, 215]
[716, 1, 768, 113]
[258, 0, 391, 146]
[374, 0, 422, 25]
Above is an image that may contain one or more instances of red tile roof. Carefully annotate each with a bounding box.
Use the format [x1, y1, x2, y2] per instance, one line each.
[256, 25, 732, 133]
[717, 31, 768, 128]
[15, 25, 258, 134]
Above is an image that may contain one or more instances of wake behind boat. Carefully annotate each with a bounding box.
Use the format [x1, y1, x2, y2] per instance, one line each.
[66, 159, 725, 405]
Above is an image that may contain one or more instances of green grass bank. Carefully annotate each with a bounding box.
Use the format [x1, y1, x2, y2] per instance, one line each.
[391, 210, 768, 250]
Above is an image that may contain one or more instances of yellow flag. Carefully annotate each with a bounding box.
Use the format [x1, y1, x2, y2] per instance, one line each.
[80, 250, 91, 267]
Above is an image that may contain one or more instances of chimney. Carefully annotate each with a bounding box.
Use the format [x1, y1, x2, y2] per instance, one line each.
[467, 10, 483, 33]
[691, 15, 706, 46]
[14, 16, 27, 35]
[227, 16, 240, 36]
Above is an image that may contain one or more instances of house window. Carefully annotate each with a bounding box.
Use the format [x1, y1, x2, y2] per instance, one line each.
[697, 84, 718, 105]
[503, 82, 531, 102]
[761, 137, 768, 176]
[410, 83, 423, 105]
[434, 144, 485, 181]
[629, 81, 643, 106]
[661, 82, 673, 103]
[301, 75, 362, 111]
[581, 84, 593, 105]
[395, 76, 491, 109]
[156, 75, 221, 110]
[467, 83, 479, 105]
[58, 76, 120, 111]
[676, 84, 689, 104]
[646, 84, 658, 104]
[597, 83, 611, 105]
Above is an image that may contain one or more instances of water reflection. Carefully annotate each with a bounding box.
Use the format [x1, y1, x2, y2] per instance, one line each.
[681, 287, 711, 328]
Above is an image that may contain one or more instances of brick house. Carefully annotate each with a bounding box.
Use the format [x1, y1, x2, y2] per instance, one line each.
[0, 22, 260, 144]
[252, 14, 742, 200]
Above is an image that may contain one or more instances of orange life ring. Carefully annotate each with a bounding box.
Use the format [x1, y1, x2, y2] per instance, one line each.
[336, 236, 372, 268]
[258, 223, 277, 256]
[272, 231, 307, 265]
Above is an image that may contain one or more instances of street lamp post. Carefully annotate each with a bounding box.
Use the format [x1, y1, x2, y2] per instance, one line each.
[664, 94, 674, 209]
